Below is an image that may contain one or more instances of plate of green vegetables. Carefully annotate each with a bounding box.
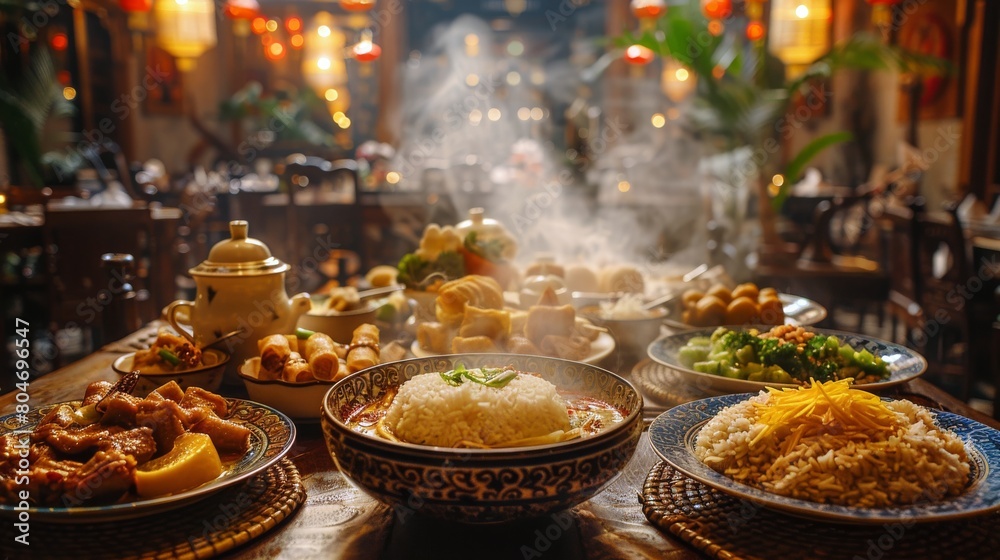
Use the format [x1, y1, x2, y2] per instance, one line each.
[646, 326, 927, 395]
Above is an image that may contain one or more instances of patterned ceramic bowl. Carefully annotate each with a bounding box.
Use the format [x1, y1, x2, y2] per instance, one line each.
[112, 349, 229, 395]
[321, 354, 643, 523]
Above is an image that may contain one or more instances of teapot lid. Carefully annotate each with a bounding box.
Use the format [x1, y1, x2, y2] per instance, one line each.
[190, 220, 290, 276]
[454, 208, 518, 260]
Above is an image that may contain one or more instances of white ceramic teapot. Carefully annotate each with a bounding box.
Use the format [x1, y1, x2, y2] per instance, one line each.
[165, 220, 311, 382]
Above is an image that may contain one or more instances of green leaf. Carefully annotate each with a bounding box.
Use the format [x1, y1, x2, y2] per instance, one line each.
[772, 131, 854, 211]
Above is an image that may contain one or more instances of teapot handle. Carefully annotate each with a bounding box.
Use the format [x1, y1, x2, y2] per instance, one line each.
[164, 300, 197, 345]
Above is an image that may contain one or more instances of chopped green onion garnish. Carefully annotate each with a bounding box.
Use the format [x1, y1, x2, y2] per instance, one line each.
[439, 364, 518, 388]
[158, 348, 181, 366]
[296, 328, 315, 340]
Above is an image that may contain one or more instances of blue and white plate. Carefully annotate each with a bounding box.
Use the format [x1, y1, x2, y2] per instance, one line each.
[649, 394, 1000, 524]
[647, 327, 927, 395]
[0, 398, 296, 523]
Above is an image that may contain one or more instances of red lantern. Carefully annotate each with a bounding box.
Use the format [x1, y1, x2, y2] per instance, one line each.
[624, 44, 654, 65]
[224, 0, 259, 20]
[746, 21, 765, 42]
[631, 0, 666, 20]
[50, 32, 69, 51]
[119, 0, 151, 12]
[701, 0, 732, 21]
[339, 0, 376, 12]
[353, 41, 382, 62]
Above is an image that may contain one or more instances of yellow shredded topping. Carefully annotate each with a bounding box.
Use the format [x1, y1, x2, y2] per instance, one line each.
[750, 379, 898, 448]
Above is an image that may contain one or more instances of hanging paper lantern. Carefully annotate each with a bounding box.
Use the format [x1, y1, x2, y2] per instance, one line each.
[120, 0, 152, 12]
[339, 0, 376, 12]
[155, 0, 217, 72]
[631, 0, 666, 20]
[223, 0, 258, 20]
[769, 0, 832, 78]
[623, 44, 654, 65]
[631, 0, 665, 33]
[745, 0, 765, 41]
[224, 0, 259, 38]
[701, 0, 732, 21]
[353, 40, 382, 62]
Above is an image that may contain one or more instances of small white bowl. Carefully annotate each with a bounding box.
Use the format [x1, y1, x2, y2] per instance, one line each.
[238, 358, 335, 420]
[112, 349, 229, 395]
[298, 303, 378, 343]
[578, 306, 667, 360]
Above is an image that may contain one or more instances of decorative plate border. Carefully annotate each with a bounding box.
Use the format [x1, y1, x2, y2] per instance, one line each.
[649, 393, 1000, 523]
[0, 398, 296, 522]
[647, 327, 927, 395]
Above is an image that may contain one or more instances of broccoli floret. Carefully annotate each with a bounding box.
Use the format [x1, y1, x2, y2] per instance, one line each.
[396, 251, 465, 290]
[811, 361, 839, 381]
[803, 335, 834, 360]
[758, 338, 802, 376]
[718, 330, 759, 354]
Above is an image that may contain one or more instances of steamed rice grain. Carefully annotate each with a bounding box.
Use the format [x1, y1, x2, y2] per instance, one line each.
[385, 372, 570, 447]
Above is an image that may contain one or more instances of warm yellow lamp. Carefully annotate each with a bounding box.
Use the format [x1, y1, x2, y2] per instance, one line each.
[303, 11, 350, 114]
[155, 0, 217, 72]
[768, 0, 832, 78]
[660, 57, 697, 102]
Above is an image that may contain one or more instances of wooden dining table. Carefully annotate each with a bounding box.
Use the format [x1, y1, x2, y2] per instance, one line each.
[2, 324, 999, 560]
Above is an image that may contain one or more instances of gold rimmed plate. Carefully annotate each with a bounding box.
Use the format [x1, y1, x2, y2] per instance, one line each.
[0, 399, 295, 523]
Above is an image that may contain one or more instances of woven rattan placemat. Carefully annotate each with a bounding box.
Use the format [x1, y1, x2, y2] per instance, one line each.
[631, 359, 708, 408]
[641, 462, 1000, 560]
[2, 458, 304, 560]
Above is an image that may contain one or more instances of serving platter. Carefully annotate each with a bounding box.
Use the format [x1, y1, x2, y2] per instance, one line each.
[410, 331, 615, 365]
[646, 327, 926, 395]
[649, 393, 1000, 524]
[0, 399, 296, 522]
[663, 293, 828, 330]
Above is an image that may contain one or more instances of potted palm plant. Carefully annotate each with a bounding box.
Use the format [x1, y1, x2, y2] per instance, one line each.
[615, 2, 944, 272]
[1, 0, 77, 187]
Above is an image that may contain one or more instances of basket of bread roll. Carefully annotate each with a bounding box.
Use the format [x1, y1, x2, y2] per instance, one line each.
[238, 323, 407, 420]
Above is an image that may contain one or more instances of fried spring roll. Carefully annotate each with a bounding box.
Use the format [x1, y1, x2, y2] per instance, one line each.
[282, 352, 313, 382]
[305, 333, 340, 381]
[258, 335, 291, 380]
[347, 323, 380, 373]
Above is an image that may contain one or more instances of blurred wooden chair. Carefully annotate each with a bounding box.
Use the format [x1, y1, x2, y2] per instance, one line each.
[281, 156, 365, 289]
[910, 202, 973, 400]
[756, 192, 889, 332]
[42, 205, 156, 363]
[879, 203, 924, 344]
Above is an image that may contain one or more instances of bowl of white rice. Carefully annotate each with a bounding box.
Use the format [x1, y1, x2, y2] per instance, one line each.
[321, 354, 643, 523]
[579, 295, 667, 360]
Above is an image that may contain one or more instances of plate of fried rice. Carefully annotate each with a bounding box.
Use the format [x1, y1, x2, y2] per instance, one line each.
[649, 381, 1000, 523]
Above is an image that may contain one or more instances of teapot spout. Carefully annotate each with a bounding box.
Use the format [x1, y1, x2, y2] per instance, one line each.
[290, 292, 313, 316]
